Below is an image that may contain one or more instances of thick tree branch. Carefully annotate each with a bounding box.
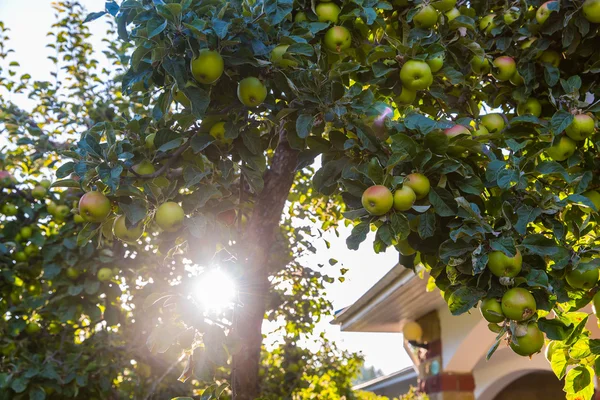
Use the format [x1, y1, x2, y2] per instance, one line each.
[231, 129, 299, 400]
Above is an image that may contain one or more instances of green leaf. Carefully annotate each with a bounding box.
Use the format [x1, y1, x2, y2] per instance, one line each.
[84, 11, 107, 23]
[448, 286, 486, 315]
[286, 43, 314, 56]
[296, 114, 314, 139]
[489, 237, 516, 257]
[544, 64, 560, 87]
[10, 377, 28, 393]
[429, 187, 457, 217]
[241, 166, 264, 193]
[119, 200, 147, 226]
[514, 205, 542, 235]
[549, 344, 568, 379]
[367, 158, 384, 185]
[526, 269, 549, 289]
[147, 17, 167, 39]
[417, 211, 436, 239]
[50, 179, 80, 188]
[390, 213, 410, 240]
[564, 366, 594, 400]
[521, 234, 559, 256]
[346, 222, 370, 251]
[551, 110, 574, 134]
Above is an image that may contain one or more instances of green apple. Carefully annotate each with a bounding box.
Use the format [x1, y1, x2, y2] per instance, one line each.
[209, 122, 232, 145]
[24, 244, 38, 257]
[393, 186, 417, 211]
[481, 113, 505, 134]
[397, 239, 416, 256]
[539, 50, 561, 67]
[53, 205, 70, 221]
[25, 322, 41, 335]
[155, 201, 185, 232]
[545, 136, 576, 162]
[404, 173, 430, 200]
[14, 251, 27, 262]
[133, 160, 155, 175]
[271, 45, 298, 68]
[97, 267, 113, 282]
[473, 124, 489, 136]
[479, 14, 496, 34]
[583, 0, 600, 23]
[536, 1, 556, 24]
[510, 71, 524, 86]
[396, 86, 417, 105]
[501, 287, 537, 321]
[413, 5, 438, 28]
[66, 267, 81, 280]
[20, 226, 33, 240]
[237, 77, 268, 107]
[31, 185, 47, 199]
[566, 267, 599, 289]
[113, 215, 144, 243]
[488, 249, 522, 278]
[565, 114, 595, 141]
[2, 203, 18, 216]
[480, 297, 505, 323]
[592, 290, 600, 316]
[145, 133, 156, 149]
[400, 60, 433, 90]
[520, 38, 537, 49]
[315, 2, 341, 23]
[323, 26, 352, 53]
[79, 191, 111, 223]
[172, 88, 191, 108]
[190, 49, 224, 85]
[470, 56, 490, 75]
[517, 98, 542, 117]
[431, 0, 456, 12]
[361, 185, 393, 216]
[40, 179, 51, 189]
[426, 55, 444, 73]
[445, 8, 460, 21]
[492, 56, 516, 81]
[504, 9, 520, 24]
[294, 11, 308, 22]
[581, 190, 600, 213]
[510, 322, 544, 356]
[444, 125, 470, 138]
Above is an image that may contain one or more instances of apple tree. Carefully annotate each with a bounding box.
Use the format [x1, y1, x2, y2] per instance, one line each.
[3, 0, 600, 398]
[0, 2, 381, 399]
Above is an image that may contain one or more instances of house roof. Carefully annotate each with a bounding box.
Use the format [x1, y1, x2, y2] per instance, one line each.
[353, 366, 418, 393]
[332, 263, 446, 332]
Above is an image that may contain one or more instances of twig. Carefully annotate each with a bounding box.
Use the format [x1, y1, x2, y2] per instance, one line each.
[142, 355, 185, 400]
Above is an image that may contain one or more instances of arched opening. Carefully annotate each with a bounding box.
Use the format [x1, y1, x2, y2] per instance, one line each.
[492, 371, 563, 400]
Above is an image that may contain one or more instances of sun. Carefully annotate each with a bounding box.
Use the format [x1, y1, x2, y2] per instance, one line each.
[195, 269, 236, 311]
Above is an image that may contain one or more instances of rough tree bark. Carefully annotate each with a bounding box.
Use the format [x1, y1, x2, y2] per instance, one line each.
[231, 132, 299, 400]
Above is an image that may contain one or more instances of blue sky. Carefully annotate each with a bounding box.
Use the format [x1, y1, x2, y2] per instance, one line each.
[0, 0, 412, 375]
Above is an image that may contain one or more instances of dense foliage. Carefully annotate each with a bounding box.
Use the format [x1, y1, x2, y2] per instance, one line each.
[2, 0, 600, 399]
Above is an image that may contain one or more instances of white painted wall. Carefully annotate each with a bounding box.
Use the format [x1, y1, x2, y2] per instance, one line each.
[438, 306, 497, 372]
[437, 305, 555, 399]
[473, 347, 552, 400]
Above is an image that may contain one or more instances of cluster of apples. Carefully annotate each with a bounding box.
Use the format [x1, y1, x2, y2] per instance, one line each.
[172, 49, 267, 109]
[360, 173, 431, 253]
[480, 243, 600, 357]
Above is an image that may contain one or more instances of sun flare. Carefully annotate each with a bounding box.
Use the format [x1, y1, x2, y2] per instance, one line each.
[195, 269, 236, 311]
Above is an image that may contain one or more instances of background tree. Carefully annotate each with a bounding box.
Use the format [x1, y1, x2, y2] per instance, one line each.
[2, 0, 600, 399]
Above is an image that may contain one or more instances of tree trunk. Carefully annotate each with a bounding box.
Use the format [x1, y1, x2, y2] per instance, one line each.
[231, 136, 298, 400]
